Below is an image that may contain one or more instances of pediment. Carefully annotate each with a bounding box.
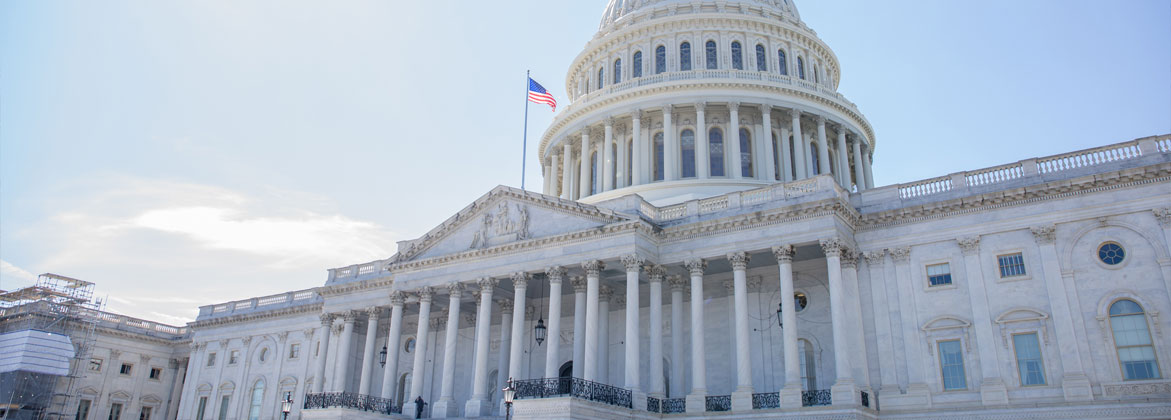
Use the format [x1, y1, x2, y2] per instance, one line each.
[391, 186, 633, 263]
[922, 315, 971, 332]
[995, 308, 1048, 324]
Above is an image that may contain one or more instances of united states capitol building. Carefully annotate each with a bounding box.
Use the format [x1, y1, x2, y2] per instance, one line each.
[13, 0, 1171, 419]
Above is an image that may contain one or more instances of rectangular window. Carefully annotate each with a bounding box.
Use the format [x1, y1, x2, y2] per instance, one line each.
[1013, 333, 1046, 386]
[89, 358, 102, 372]
[927, 263, 953, 287]
[229, 350, 239, 365]
[77, 399, 91, 420]
[218, 396, 230, 420]
[938, 340, 967, 390]
[289, 343, 301, 359]
[149, 367, 162, 380]
[108, 403, 123, 420]
[195, 397, 208, 420]
[119, 363, 133, 376]
[207, 353, 216, 367]
[998, 253, 1027, 278]
[138, 407, 151, 420]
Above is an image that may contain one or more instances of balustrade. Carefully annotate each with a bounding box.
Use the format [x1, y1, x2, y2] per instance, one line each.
[705, 395, 731, 412]
[511, 377, 632, 409]
[662, 398, 686, 413]
[303, 392, 399, 415]
[801, 389, 832, 407]
[751, 392, 780, 409]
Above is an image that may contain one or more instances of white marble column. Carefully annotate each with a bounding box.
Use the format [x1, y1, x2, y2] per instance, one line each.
[647, 266, 666, 397]
[851, 137, 866, 192]
[357, 307, 381, 395]
[684, 258, 708, 413]
[1156, 209, 1171, 295]
[821, 238, 857, 405]
[544, 267, 567, 379]
[696, 103, 710, 179]
[840, 250, 872, 390]
[404, 287, 434, 415]
[1030, 226, 1094, 401]
[863, 149, 874, 189]
[887, 247, 931, 406]
[862, 251, 899, 395]
[668, 275, 686, 398]
[631, 111, 644, 186]
[790, 110, 807, 179]
[598, 285, 613, 384]
[603, 119, 615, 192]
[956, 237, 1009, 405]
[772, 246, 802, 407]
[549, 154, 561, 197]
[561, 143, 572, 199]
[761, 105, 776, 181]
[729, 103, 743, 179]
[496, 299, 513, 394]
[465, 278, 498, 417]
[381, 292, 406, 399]
[816, 117, 831, 176]
[663, 106, 677, 181]
[621, 255, 644, 392]
[728, 252, 755, 410]
[312, 314, 335, 393]
[616, 125, 628, 188]
[433, 283, 464, 417]
[571, 276, 587, 379]
[582, 261, 604, 381]
[579, 130, 593, 198]
[779, 126, 793, 182]
[333, 311, 358, 392]
[508, 273, 529, 382]
[835, 127, 850, 187]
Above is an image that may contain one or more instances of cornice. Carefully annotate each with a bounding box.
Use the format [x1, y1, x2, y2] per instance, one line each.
[189, 302, 323, 330]
[317, 276, 394, 297]
[93, 325, 190, 346]
[660, 197, 858, 243]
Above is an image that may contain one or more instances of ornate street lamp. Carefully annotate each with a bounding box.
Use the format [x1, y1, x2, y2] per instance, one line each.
[776, 302, 783, 328]
[379, 345, 388, 367]
[503, 377, 517, 420]
[534, 318, 547, 346]
[280, 393, 293, 420]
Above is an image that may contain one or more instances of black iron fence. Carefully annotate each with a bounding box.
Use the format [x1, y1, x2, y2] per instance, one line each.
[511, 377, 632, 409]
[704, 395, 731, 412]
[801, 389, 832, 407]
[647, 396, 661, 413]
[663, 397, 686, 413]
[752, 392, 780, 409]
[303, 392, 398, 415]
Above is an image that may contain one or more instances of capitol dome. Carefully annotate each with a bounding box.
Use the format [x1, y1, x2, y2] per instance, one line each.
[538, 0, 875, 206]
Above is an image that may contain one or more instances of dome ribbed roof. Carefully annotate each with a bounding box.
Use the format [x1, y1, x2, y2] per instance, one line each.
[598, 0, 801, 32]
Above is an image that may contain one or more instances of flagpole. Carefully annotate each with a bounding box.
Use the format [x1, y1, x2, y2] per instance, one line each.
[521, 70, 531, 190]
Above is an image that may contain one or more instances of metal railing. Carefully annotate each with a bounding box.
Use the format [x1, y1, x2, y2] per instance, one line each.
[752, 392, 780, 409]
[705, 395, 731, 412]
[303, 392, 398, 415]
[663, 397, 686, 413]
[801, 389, 832, 407]
[511, 377, 632, 409]
[646, 396, 661, 413]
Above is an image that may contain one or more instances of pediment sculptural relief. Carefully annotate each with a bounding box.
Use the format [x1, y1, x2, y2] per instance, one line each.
[470, 202, 531, 249]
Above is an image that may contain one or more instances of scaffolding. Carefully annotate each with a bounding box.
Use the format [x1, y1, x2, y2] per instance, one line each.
[0, 273, 102, 420]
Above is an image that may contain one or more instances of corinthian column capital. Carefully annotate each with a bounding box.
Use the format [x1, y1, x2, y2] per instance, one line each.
[545, 266, 567, 283]
[957, 236, 981, 256]
[1030, 225, 1057, 245]
[772, 245, 795, 263]
[684, 258, 707, 275]
[621, 254, 646, 272]
[727, 252, 751, 270]
[582, 260, 605, 276]
[819, 237, 844, 258]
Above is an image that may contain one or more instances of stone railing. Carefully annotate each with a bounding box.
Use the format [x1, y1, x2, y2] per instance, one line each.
[197, 288, 320, 320]
[888, 135, 1170, 203]
[641, 176, 835, 223]
[303, 392, 399, 415]
[512, 377, 632, 409]
[327, 259, 389, 283]
[3, 302, 189, 339]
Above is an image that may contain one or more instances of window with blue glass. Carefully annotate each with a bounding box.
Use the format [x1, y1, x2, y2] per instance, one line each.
[809, 143, 820, 174]
[709, 128, 725, 177]
[739, 127, 753, 177]
[613, 59, 621, 84]
[778, 49, 788, 75]
[1099, 242, 1125, 265]
[1013, 333, 1046, 386]
[681, 129, 696, 178]
[1110, 299, 1161, 380]
[755, 44, 767, 71]
[938, 340, 967, 390]
[705, 41, 718, 69]
[731, 41, 743, 70]
[927, 263, 952, 287]
[680, 42, 692, 71]
[653, 132, 665, 181]
[632, 51, 643, 78]
[814, 64, 820, 83]
[597, 68, 604, 90]
[590, 152, 599, 195]
[997, 253, 1026, 278]
[797, 56, 805, 79]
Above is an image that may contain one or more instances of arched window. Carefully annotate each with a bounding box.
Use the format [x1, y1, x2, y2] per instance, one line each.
[681, 129, 696, 178]
[1110, 300, 1161, 380]
[797, 57, 806, 80]
[789, 135, 798, 179]
[247, 380, 264, 420]
[709, 128, 725, 177]
[653, 132, 665, 181]
[397, 373, 411, 407]
[626, 140, 633, 186]
[610, 145, 617, 188]
[597, 68, 605, 90]
[814, 64, 820, 83]
[810, 143, 820, 174]
[705, 41, 718, 69]
[772, 134, 780, 180]
[731, 41, 743, 70]
[633, 51, 643, 78]
[739, 127, 753, 177]
[590, 151, 599, 195]
[487, 370, 498, 403]
[655, 46, 667, 74]
[613, 59, 622, 84]
[679, 42, 692, 71]
[755, 44, 767, 71]
[778, 49, 788, 75]
[799, 339, 817, 390]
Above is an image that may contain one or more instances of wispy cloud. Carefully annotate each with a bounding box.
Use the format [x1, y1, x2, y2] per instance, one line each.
[0, 259, 38, 289]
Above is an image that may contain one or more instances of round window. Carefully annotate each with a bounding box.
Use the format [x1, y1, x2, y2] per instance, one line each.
[794, 292, 808, 312]
[1098, 242, 1125, 265]
[404, 338, 416, 353]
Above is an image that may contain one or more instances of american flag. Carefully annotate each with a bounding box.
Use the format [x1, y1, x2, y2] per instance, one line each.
[528, 78, 557, 111]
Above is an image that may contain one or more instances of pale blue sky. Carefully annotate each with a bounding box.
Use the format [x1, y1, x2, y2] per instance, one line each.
[2, 0, 1168, 324]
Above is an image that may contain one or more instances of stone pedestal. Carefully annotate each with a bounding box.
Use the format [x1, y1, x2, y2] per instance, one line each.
[831, 380, 858, 407]
[1062, 374, 1094, 401]
[730, 391, 753, 411]
[432, 398, 458, 418]
[881, 383, 932, 409]
[979, 379, 1009, 406]
[631, 390, 647, 411]
[402, 402, 421, 419]
[780, 386, 802, 408]
[685, 393, 706, 414]
[463, 399, 490, 418]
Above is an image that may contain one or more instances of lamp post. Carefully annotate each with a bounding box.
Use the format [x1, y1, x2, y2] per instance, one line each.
[379, 345, 388, 367]
[503, 377, 517, 420]
[280, 393, 293, 420]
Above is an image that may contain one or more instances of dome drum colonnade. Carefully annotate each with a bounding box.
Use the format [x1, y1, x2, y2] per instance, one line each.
[310, 239, 867, 417]
[538, 0, 876, 205]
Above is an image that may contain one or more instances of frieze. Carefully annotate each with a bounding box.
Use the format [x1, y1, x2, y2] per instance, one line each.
[470, 202, 531, 250]
[1102, 381, 1171, 397]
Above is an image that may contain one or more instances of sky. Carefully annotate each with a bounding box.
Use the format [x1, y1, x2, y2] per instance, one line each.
[2, 0, 1168, 325]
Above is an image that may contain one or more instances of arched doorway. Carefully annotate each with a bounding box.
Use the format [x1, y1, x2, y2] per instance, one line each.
[558, 361, 573, 394]
[558, 361, 573, 379]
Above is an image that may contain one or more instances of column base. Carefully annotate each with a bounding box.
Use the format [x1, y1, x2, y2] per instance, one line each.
[979, 379, 1009, 406]
[881, 383, 932, 409]
[730, 390, 753, 411]
[780, 384, 802, 408]
[685, 392, 707, 414]
[431, 398, 458, 418]
[831, 380, 858, 407]
[631, 390, 647, 411]
[1062, 374, 1094, 402]
[402, 402, 421, 419]
[463, 398, 490, 418]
